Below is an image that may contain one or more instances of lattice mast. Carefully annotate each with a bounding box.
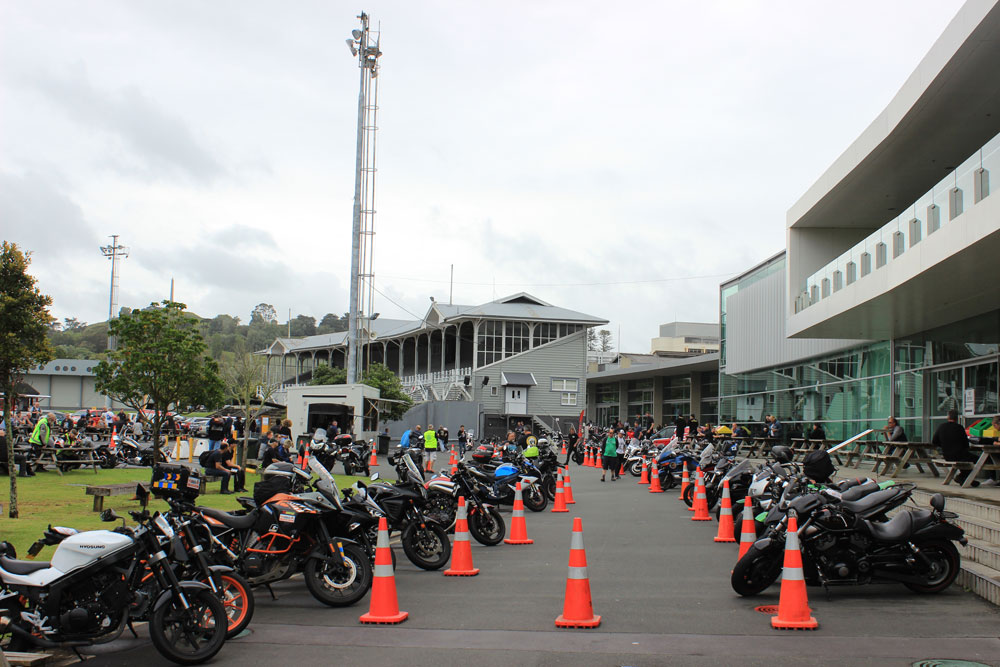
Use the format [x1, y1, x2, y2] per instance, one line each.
[346, 12, 382, 384]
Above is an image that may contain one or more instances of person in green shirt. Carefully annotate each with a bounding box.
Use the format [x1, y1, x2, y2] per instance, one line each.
[601, 430, 619, 482]
[423, 423, 439, 467]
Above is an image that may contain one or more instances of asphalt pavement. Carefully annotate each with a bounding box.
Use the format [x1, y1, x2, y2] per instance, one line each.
[83, 465, 1000, 666]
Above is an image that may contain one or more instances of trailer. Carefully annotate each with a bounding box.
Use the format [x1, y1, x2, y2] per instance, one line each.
[284, 383, 381, 443]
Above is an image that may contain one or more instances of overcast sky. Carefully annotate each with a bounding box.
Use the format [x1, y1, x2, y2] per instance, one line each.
[1, 0, 963, 352]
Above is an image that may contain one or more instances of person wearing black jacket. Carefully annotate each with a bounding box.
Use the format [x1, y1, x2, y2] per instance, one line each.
[808, 424, 826, 441]
[932, 409, 993, 486]
[204, 441, 246, 494]
[206, 416, 227, 452]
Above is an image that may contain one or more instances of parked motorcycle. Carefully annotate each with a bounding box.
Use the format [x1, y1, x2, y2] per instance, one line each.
[424, 462, 507, 546]
[335, 434, 371, 477]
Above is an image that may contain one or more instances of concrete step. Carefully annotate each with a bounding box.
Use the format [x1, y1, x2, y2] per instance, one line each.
[961, 537, 1000, 572]
[911, 488, 1000, 524]
[951, 514, 1000, 546]
[957, 559, 1000, 606]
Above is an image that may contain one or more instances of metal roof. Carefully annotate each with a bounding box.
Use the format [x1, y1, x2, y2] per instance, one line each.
[501, 372, 537, 386]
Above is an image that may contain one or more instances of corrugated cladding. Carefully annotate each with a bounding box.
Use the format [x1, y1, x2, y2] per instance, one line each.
[724, 269, 867, 375]
[476, 331, 587, 416]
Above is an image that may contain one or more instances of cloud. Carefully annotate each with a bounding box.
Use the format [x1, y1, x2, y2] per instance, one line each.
[0, 169, 100, 257]
[19, 65, 224, 183]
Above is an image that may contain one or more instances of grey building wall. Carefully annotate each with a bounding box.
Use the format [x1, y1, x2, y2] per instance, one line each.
[724, 268, 868, 375]
[472, 331, 587, 416]
[383, 401, 481, 443]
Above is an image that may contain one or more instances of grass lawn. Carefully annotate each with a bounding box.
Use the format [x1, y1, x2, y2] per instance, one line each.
[0, 466, 361, 558]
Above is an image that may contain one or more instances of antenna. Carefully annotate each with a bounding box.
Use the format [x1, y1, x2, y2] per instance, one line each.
[99, 234, 129, 408]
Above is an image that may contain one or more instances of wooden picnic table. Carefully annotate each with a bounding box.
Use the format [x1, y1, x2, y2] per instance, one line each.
[35, 446, 99, 475]
[963, 444, 1000, 489]
[875, 441, 940, 478]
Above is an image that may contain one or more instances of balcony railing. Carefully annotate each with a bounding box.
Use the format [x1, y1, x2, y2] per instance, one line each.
[794, 130, 1000, 314]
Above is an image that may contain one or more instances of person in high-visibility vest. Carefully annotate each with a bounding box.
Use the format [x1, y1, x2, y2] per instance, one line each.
[29, 413, 55, 447]
[423, 424, 439, 467]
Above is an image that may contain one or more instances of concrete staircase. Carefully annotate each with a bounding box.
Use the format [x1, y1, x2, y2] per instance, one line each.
[912, 489, 1000, 606]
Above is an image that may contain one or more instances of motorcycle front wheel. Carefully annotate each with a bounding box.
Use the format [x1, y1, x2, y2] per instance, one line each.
[523, 484, 549, 512]
[401, 522, 451, 570]
[467, 506, 506, 546]
[571, 450, 584, 465]
[628, 459, 643, 477]
[731, 543, 784, 596]
[903, 539, 961, 594]
[681, 483, 695, 508]
[542, 475, 556, 501]
[149, 587, 227, 665]
[303, 542, 373, 607]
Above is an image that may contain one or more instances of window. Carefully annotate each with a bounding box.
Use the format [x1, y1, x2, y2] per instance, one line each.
[477, 320, 504, 367]
[595, 383, 618, 404]
[505, 321, 529, 356]
[490, 386, 499, 396]
[534, 323, 558, 346]
[561, 392, 577, 406]
[551, 378, 579, 392]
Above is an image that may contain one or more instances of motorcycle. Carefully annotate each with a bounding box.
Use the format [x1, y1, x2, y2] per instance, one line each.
[369, 451, 452, 570]
[0, 508, 228, 664]
[732, 473, 965, 597]
[307, 428, 337, 472]
[118, 435, 168, 467]
[423, 463, 507, 546]
[334, 434, 371, 477]
[466, 450, 548, 512]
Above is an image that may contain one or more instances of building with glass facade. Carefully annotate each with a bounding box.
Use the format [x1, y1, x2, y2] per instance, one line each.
[720, 0, 1000, 442]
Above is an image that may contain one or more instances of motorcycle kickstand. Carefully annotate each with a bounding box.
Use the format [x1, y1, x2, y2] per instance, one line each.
[266, 584, 278, 601]
[72, 647, 84, 661]
[822, 580, 832, 601]
[127, 620, 139, 638]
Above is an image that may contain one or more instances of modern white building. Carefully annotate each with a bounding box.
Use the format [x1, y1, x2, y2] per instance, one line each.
[650, 322, 719, 357]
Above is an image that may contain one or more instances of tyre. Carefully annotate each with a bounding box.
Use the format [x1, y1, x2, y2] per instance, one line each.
[303, 542, 373, 607]
[99, 453, 117, 469]
[571, 450, 584, 465]
[149, 587, 227, 665]
[467, 506, 505, 546]
[659, 471, 677, 489]
[903, 540, 961, 594]
[209, 571, 255, 639]
[731, 543, 784, 596]
[343, 461, 354, 476]
[523, 484, 548, 512]
[682, 483, 695, 508]
[628, 459, 643, 477]
[542, 475, 556, 501]
[401, 521, 451, 570]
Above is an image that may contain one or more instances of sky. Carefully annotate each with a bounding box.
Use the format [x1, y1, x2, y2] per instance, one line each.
[0, 0, 964, 352]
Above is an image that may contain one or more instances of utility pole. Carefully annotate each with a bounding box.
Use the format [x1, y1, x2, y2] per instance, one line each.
[345, 12, 382, 385]
[100, 235, 128, 407]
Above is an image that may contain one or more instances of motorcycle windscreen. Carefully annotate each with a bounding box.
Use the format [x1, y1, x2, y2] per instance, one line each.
[308, 456, 343, 510]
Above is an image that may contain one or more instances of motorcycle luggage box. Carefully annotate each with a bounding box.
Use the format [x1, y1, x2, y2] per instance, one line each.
[150, 463, 202, 500]
[472, 445, 494, 462]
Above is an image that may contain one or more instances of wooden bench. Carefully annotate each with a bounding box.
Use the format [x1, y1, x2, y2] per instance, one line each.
[933, 459, 975, 485]
[3, 650, 55, 666]
[86, 482, 150, 512]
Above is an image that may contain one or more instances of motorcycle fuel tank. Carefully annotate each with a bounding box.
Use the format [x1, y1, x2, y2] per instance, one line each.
[51, 530, 134, 574]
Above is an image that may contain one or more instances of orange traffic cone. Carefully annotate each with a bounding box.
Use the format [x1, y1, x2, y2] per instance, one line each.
[737, 495, 756, 561]
[504, 482, 533, 545]
[551, 469, 568, 512]
[359, 517, 408, 624]
[714, 479, 736, 542]
[555, 517, 601, 629]
[648, 459, 664, 493]
[563, 467, 576, 504]
[444, 497, 479, 576]
[638, 457, 649, 485]
[425, 455, 433, 473]
[583, 447, 592, 468]
[679, 461, 690, 501]
[595, 450, 602, 469]
[449, 450, 457, 466]
[560, 441, 567, 456]
[369, 448, 379, 467]
[688, 464, 699, 511]
[691, 467, 711, 521]
[770, 511, 818, 630]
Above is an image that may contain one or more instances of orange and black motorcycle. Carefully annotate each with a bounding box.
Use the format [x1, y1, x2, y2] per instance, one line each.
[192, 461, 372, 608]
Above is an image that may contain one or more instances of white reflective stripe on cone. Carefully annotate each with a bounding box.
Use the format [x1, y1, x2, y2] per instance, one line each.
[456, 503, 467, 521]
[570, 530, 585, 551]
[781, 566, 805, 581]
[455, 531, 470, 542]
[512, 509, 524, 518]
[567, 566, 588, 580]
[376, 530, 390, 549]
[374, 564, 394, 577]
[786, 529, 800, 551]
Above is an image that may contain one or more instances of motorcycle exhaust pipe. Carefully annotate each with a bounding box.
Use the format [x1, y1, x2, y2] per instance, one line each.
[869, 568, 930, 585]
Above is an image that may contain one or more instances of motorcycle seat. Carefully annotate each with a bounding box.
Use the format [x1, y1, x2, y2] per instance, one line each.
[839, 481, 880, 502]
[837, 488, 899, 515]
[198, 507, 257, 530]
[863, 509, 934, 542]
[0, 556, 50, 575]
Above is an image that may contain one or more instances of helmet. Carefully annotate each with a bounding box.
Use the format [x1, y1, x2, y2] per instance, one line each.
[262, 462, 299, 481]
[770, 445, 793, 463]
[523, 445, 539, 458]
[803, 449, 835, 482]
[537, 438, 549, 447]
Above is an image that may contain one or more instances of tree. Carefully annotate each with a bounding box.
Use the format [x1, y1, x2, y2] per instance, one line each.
[250, 303, 277, 326]
[361, 362, 412, 421]
[63, 317, 86, 331]
[0, 242, 54, 518]
[586, 328, 597, 351]
[309, 365, 347, 386]
[95, 301, 224, 461]
[221, 339, 279, 465]
[317, 312, 349, 334]
[289, 314, 317, 337]
[598, 329, 614, 352]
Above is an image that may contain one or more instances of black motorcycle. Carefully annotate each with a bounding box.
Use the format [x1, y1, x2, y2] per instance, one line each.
[732, 476, 966, 597]
[424, 462, 507, 546]
[335, 434, 371, 477]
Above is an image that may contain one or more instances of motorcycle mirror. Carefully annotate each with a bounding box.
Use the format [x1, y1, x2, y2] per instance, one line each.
[370, 472, 380, 481]
[99, 509, 119, 522]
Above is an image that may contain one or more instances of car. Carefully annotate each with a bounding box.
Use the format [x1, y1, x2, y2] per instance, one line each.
[187, 417, 211, 438]
[651, 425, 677, 448]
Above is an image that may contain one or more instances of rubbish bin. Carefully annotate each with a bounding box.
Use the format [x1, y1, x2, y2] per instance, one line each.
[378, 434, 391, 456]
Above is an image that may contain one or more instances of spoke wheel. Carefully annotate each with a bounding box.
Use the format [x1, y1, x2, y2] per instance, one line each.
[149, 588, 227, 665]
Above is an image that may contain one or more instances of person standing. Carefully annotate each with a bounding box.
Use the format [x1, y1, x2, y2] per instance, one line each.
[206, 415, 226, 452]
[423, 424, 439, 468]
[436, 424, 449, 452]
[456, 425, 468, 458]
[601, 430, 618, 482]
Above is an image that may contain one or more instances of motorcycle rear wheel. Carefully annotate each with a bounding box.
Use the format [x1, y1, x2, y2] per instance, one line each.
[542, 475, 556, 501]
[401, 522, 451, 570]
[303, 542, 373, 607]
[681, 483, 695, 508]
[731, 543, 784, 596]
[467, 506, 505, 546]
[149, 587, 227, 665]
[628, 459, 643, 477]
[210, 571, 255, 639]
[571, 450, 584, 465]
[523, 484, 548, 512]
[903, 539, 961, 594]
